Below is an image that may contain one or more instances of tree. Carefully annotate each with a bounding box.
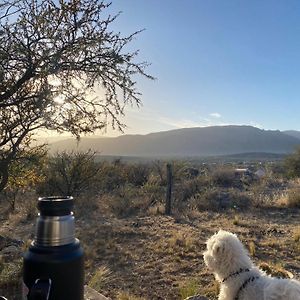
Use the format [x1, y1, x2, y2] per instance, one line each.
[3, 144, 47, 210]
[0, 0, 153, 192]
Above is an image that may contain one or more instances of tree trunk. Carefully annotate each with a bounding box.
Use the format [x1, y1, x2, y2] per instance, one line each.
[0, 163, 9, 193]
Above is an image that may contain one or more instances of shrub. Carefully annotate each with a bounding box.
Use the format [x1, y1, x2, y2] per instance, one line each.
[175, 176, 211, 203]
[74, 194, 100, 217]
[249, 176, 288, 207]
[124, 164, 150, 186]
[211, 168, 236, 187]
[0, 259, 22, 300]
[108, 185, 150, 217]
[286, 188, 300, 208]
[97, 162, 127, 192]
[176, 179, 199, 203]
[151, 160, 167, 185]
[194, 189, 251, 211]
[3, 147, 46, 211]
[37, 150, 100, 196]
[17, 191, 38, 220]
[141, 180, 164, 206]
[284, 147, 300, 178]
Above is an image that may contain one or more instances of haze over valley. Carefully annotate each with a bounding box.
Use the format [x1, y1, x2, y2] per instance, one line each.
[45, 125, 300, 158]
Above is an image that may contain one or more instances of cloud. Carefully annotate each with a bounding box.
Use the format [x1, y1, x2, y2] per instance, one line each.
[121, 106, 265, 134]
[210, 112, 221, 118]
[124, 108, 211, 129]
[158, 117, 212, 129]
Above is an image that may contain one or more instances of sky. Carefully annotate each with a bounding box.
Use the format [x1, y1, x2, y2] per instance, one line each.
[46, 0, 300, 137]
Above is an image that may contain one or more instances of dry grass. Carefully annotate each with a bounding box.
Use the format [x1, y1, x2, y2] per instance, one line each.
[0, 258, 22, 300]
[178, 278, 199, 299]
[276, 180, 300, 208]
[117, 292, 146, 300]
[88, 266, 112, 292]
[232, 215, 240, 226]
[260, 237, 284, 248]
[0, 189, 300, 299]
[2, 160, 300, 299]
[286, 188, 300, 208]
[248, 241, 256, 257]
[259, 262, 293, 279]
[147, 204, 165, 216]
[293, 227, 300, 242]
[201, 280, 219, 299]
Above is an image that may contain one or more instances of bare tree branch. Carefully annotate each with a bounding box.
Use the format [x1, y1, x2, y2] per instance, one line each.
[0, 0, 153, 192]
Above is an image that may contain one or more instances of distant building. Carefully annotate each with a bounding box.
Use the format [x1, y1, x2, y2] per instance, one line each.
[255, 169, 266, 178]
[234, 168, 252, 176]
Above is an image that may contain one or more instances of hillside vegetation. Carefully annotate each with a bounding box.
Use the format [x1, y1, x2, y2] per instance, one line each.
[47, 126, 300, 156]
[0, 151, 300, 299]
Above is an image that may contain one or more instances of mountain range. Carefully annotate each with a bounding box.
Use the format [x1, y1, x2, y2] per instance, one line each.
[46, 125, 300, 158]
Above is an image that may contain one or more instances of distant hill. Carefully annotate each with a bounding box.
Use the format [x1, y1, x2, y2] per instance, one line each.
[283, 130, 300, 140]
[48, 125, 300, 157]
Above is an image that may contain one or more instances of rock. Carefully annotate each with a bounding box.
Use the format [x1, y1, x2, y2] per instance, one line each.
[0, 235, 24, 260]
[0, 235, 24, 250]
[0, 235, 8, 250]
[84, 286, 111, 300]
[0, 245, 21, 257]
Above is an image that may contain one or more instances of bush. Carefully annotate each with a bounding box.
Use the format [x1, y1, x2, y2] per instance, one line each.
[3, 147, 46, 211]
[286, 188, 300, 208]
[249, 177, 288, 207]
[175, 176, 212, 202]
[108, 185, 151, 217]
[0, 259, 22, 300]
[284, 148, 300, 178]
[211, 168, 236, 187]
[124, 164, 150, 187]
[141, 180, 164, 205]
[97, 162, 127, 192]
[194, 188, 251, 211]
[37, 150, 100, 196]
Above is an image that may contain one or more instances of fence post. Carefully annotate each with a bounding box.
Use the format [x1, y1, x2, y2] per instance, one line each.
[165, 163, 173, 215]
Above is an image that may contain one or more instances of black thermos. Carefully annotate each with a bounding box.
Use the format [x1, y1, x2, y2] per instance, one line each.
[23, 196, 84, 300]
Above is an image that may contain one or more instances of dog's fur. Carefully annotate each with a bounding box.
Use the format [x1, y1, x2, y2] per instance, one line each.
[203, 230, 300, 300]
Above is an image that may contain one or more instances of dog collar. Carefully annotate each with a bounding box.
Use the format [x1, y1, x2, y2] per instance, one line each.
[221, 268, 250, 283]
[234, 276, 259, 300]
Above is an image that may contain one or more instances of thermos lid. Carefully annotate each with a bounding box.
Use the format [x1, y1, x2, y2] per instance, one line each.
[38, 196, 74, 216]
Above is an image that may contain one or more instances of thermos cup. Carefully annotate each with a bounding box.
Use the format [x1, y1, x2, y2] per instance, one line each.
[23, 196, 84, 300]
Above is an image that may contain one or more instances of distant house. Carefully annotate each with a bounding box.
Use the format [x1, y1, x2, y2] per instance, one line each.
[255, 169, 266, 178]
[234, 167, 265, 179]
[234, 168, 252, 176]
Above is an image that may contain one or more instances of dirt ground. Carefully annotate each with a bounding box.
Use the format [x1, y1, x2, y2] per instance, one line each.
[1, 207, 300, 299]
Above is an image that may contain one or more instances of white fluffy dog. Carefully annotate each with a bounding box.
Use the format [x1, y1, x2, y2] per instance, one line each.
[203, 230, 300, 300]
